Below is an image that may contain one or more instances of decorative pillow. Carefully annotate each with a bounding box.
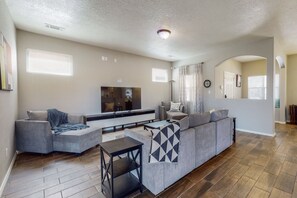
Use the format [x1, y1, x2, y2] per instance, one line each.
[148, 122, 180, 163]
[27, 111, 48, 121]
[170, 102, 181, 112]
[210, 109, 229, 121]
[189, 112, 211, 127]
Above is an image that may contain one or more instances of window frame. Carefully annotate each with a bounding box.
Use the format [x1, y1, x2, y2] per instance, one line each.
[26, 49, 73, 76]
[152, 68, 168, 83]
[248, 75, 267, 100]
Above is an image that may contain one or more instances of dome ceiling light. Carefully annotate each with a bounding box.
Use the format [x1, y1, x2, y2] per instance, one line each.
[157, 29, 171, 39]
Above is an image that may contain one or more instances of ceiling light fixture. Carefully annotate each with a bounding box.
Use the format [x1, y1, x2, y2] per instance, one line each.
[157, 29, 171, 39]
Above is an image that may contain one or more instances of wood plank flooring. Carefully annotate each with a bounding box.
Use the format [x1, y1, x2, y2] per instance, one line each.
[3, 123, 297, 198]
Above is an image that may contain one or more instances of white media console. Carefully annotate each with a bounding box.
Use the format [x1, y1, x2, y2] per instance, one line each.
[86, 109, 156, 132]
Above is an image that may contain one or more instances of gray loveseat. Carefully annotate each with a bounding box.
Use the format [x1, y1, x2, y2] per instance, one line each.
[124, 110, 233, 195]
[16, 111, 102, 154]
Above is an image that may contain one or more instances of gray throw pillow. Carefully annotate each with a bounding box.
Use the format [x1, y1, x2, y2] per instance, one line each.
[27, 110, 48, 121]
[189, 112, 211, 127]
[210, 109, 229, 121]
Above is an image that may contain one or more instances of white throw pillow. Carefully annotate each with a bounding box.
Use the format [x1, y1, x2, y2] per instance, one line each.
[170, 102, 181, 112]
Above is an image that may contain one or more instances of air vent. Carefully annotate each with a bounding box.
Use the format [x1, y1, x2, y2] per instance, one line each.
[45, 23, 64, 31]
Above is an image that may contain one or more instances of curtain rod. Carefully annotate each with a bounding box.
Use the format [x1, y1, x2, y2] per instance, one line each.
[172, 61, 204, 69]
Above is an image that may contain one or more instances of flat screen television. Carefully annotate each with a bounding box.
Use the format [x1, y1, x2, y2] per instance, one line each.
[101, 86, 141, 113]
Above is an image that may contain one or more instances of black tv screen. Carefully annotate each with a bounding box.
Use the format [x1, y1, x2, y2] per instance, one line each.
[101, 86, 141, 113]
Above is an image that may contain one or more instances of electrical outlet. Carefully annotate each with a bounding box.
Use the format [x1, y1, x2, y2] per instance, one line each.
[101, 56, 108, 61]
[5, 148, 8, 157]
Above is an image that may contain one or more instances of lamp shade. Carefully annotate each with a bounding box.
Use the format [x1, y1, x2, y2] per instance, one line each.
[157, 29, 171, 39]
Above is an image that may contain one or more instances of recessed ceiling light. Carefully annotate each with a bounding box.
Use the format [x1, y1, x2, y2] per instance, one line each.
[157, 29, 171, 39]
[45, 23, 64, 31]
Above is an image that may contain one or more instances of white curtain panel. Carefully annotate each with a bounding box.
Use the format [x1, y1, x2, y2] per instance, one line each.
[179, 63, 203, 114]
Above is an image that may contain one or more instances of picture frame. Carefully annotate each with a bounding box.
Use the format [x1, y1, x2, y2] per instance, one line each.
[236, 74, 241, 87]
[0, 32, 13, 91]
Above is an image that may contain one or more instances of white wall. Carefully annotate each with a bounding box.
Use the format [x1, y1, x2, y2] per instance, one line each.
[0, 1, 18, 193]
[274, 37, 286, 123]
[287, 54, 297, 107]
[172, 38, 275, 136]
[17, 30, 171, 118]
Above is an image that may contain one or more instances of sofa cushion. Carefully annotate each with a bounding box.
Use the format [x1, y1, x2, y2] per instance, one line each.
[68, 114, 85, 124]
[189, 112, 211, 127]
[27, 111, 48, 121]
[210, 109, 229, 121]
[167, 111, 188, 120]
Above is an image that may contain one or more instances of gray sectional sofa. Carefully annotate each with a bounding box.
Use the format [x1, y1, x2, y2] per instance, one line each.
[124, 110, 233, 195]
[15, 111, 102, 154]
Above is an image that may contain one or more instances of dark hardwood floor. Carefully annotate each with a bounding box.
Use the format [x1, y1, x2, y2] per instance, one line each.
[2, 123, 297, 198]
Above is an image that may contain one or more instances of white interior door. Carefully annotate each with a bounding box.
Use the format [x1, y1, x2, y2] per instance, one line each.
[224, 71, 235, 99]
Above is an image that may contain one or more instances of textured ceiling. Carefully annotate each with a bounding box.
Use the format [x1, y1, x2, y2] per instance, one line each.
[4, 0, 297, 61]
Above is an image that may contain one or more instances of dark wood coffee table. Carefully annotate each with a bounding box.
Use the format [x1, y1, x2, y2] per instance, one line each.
[143, 120, 171, 130]
[99, 137, 143, 198]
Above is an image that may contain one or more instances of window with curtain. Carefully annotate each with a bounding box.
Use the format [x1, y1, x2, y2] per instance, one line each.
[185, 75, 192, 101]
[248, 75, 267, 100]
[179, 63, 203, 114]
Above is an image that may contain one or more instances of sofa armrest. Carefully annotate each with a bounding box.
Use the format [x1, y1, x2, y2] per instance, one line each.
[15, 119, 53, 153]
[159, 106, 167, 120]
[68, 114, 86, 124]
[180, 104, 185, 112]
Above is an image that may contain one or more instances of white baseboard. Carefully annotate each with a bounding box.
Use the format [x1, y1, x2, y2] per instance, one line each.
[275, 121, 286, 124]
[236, 128, 276, 137]
[0, 152, 17, 197]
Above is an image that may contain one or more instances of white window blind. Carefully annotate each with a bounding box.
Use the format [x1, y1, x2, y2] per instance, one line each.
[26, 49, 73, 76]
[248, 75, 267, 100]
[152, 68, 168, 82]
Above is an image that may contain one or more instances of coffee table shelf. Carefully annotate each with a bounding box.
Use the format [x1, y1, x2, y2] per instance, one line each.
[106, 157, 140, 178]
[99, 137, 143, 198]
[102, 173, 139, 198]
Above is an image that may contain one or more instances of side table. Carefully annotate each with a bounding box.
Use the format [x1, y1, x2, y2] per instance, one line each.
[143, 120, 171, 130]
[99, 137, 143, 198]
[233, 117, 236, 143]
